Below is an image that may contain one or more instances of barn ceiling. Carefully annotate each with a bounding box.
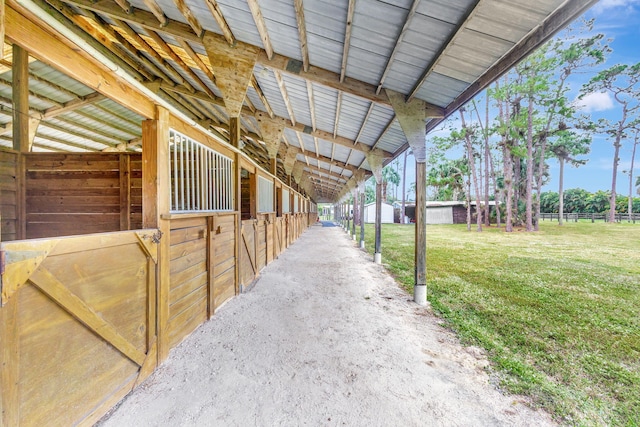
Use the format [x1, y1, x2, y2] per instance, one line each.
[3, 0, 598, 202]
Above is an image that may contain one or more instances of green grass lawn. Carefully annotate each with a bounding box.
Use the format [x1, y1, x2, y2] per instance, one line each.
[358, 221, 640, 426]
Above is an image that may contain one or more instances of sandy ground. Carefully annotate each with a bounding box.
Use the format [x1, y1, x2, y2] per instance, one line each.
[98, 222, 556, 427]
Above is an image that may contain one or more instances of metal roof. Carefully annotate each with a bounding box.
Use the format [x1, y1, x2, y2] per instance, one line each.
[4, 0, 598, 201]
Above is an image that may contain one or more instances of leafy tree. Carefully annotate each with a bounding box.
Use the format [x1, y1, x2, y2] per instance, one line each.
[540, 191, 560, 213]
[588, 190, 611, 214]
[563, 188, 591, 213]
[549, 130, 590, 224]
[381, 166, 400, 203]
[581, 62, 640, 222]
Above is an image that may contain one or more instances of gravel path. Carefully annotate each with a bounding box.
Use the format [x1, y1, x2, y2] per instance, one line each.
[98, 223, 555, 426]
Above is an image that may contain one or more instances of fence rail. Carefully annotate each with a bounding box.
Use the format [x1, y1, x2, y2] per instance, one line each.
[540, 213, 640, 223]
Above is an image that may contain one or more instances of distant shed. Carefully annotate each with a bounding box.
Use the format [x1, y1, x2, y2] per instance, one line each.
[363, 202, 394, 223]
[403, 202, 472, 224]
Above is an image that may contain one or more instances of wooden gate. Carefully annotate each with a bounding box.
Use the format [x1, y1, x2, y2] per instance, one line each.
[0, 229, 159, 426]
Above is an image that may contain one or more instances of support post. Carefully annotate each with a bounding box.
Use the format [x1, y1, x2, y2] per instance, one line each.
[13, 44, 29, 240]
[359, 191, 365, 249]
[142, 106, 171, 361]
[414, 161, 427, 305]
[351, 188, 357, 240]
[386, 89, 429, 305]
[227, 101, 243, 295]
[374, 182, 382, 264]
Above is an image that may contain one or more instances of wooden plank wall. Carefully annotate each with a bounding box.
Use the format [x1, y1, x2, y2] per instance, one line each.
[0, 149, 18, 241]
[211, 213, 236, 310]
[24, 153, 141, 239]
[168, 217, 209, 349]
[0, 230, 158, 426]
[168, 213, 238, 348]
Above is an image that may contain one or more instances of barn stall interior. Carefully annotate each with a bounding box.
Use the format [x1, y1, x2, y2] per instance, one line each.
[0, 0, 595, 424]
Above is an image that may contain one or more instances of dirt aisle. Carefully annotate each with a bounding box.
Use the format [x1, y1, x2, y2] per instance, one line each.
[98, 223, 555, 427]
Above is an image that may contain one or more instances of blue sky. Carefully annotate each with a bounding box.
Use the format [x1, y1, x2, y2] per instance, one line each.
[391, 0, 640, 201]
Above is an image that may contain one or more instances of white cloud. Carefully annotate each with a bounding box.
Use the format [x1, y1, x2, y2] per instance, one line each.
[591, 0, 639, 14]
[575, 92, 615, 113]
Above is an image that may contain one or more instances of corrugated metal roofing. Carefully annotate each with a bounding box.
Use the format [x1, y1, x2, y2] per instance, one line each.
[6, 0, 596, 201]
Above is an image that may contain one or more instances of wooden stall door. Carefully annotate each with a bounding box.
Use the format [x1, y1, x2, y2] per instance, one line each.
[210, 213, 236, 311]
[239, 219, 257, 289]
[0, 230, 159, 426]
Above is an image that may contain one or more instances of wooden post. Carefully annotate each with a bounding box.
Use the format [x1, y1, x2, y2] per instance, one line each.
[359, 192, 365, 249]
[119, 154, 131, 230]
[229, 116, 243, 295]
[13, 44, 28, 240]
[0, 296, 19, 426]
[0, 0, 4, 62]
[12, 44, 29, 153]
[386, 89, 429, 305]
[142, 106, 170, 362]
[414, 161, 427, 304]
[374, 182, 382, 264]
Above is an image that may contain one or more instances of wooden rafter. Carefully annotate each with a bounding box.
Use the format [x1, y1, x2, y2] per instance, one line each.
[313, 136, 319, 155]
[56, 6, 158, 81]
[112, 18, 188, 86]
[171, 0, 203, 37]
[204, 0, 235, 45]
[306, 80, 316, 131]
[141, 0, 167, 26]
[293, 0, 309, 72]
[354, 102, 374, 145]
[58, 0, 438, 108]
[113, 0, 132, 14]
[340, 0, 355, 83]
[295, 131, 305, 153]
[273, 70, 296, 126]
[146, 30, 214, 96]
[303, 163, 349, 183]
[251, 75, 274, 118]
[371, 116, 395, 151]
[375, 0, 420, 94]
[246, 0, 274, 60]
[333, 91, 342, 139]
[407, 0, 482, 101]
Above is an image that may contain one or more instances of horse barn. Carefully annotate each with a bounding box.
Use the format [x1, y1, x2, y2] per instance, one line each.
[0, 0, 595, 424]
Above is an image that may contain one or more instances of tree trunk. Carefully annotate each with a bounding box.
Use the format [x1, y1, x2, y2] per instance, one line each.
[484, 96, 491, 227]
[459, 109, 482, 232]
[558, 156, 565, 226]
[610, 108, 627, 223]
[525, 93, 534, 231]
[629, 134, 638, 222]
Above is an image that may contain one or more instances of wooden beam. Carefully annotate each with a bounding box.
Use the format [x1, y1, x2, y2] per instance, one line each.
[340, 0, 355, 83]
[113, 18, 189, 86]
[306, 80, 316, 131]
[61, 7, 158, 82]
[251, 75, 274, 119]
[0, 0, 4, 61]
[375, 0, 419, 94]
[11, 43, 29, 152]
[141, 106, 171, 361]
[386, 89, 426, 161]
[5, 4, 154, 118]
[152, 80, 390, 157]
[141, 0, 167, 26]
[273, 70, 296, 126]
[58, 0, 440, 111]
[171, 0, 203, 37]
[113, 0, 132, 14]
[407, 0, 482, 101]
[293, 0, 309, 72]
[246, 0, 273, 60]
[42, 92, 105, 118]
[146, 30, 208, 94]
[203, 0, 235, 45]
[333, 91, 342, 139]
